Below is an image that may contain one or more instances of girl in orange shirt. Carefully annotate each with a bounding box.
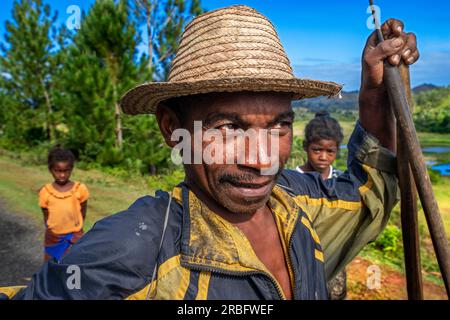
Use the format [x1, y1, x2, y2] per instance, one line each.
[39, 147, 89, 262]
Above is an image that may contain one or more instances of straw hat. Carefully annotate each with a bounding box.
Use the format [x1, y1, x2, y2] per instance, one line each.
[120, 5, 342, 115]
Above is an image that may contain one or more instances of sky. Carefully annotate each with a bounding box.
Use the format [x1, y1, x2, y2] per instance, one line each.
[1, 0, 450, 91]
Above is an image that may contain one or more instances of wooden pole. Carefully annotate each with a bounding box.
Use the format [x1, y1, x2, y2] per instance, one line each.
[397, 63, 423, 300]
[369, 0, 450, 298]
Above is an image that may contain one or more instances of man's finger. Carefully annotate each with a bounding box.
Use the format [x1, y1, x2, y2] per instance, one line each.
[366, 19, 406, 48]
[381, 18, 404, 38]
[388, 54, 401, 66]
[401, 33, 418, 60]
[364, 37, 404, 66]
[401, 47, 412, 61]
[405, 50, 420, 65]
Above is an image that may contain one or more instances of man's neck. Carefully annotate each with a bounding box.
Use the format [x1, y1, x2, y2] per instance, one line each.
[183, 179, 292, 299]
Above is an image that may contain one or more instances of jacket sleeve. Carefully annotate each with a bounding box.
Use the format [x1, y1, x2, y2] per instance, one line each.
[3, 192, 173, 300]
[278, 121, 399, 280]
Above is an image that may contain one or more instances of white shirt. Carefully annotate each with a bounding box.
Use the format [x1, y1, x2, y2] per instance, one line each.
[295, 165, 341, 180]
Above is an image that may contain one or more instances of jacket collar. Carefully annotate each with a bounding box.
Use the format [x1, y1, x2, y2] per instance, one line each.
[171, 184, 299, 275]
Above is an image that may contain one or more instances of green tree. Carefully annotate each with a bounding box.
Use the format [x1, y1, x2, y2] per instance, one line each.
[413, 86, 450, 133]
[0, 80, 18, 148]
[56, 42, 116, 161]
[1, 0, 205, 175]
[57, 0, 168, 173]
[0, 0, 59, 144]
[75, 0, 140, 149]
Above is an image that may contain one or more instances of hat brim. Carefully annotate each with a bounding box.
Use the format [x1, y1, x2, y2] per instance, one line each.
[120, 77, 342, 115]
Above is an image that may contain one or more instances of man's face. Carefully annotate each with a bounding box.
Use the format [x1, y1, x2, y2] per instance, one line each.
[305, 139, 338, 173]
[160, 92, 293, 214]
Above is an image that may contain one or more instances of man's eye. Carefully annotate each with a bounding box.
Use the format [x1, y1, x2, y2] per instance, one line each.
[269, 121, 292, 135]
[217, 124, 239, 131]
[272, 121, 292, 129]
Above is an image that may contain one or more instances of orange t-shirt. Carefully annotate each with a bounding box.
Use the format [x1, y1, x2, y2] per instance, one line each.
[39, 182, 89, 234]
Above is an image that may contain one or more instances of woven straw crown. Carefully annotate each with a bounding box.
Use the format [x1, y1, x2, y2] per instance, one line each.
[120, 5, 342, 115]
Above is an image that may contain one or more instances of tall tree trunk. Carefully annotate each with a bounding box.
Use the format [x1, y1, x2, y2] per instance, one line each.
[146, 1, 152, 71]
[115, 101, 123, 149]
[41, 79, 55, 143]
[113, 83, 123, 149]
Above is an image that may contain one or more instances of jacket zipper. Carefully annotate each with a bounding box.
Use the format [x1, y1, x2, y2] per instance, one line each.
[181, 262, 286, 300]
[287, 221, 299, 300]
[180, 222, 302, 300]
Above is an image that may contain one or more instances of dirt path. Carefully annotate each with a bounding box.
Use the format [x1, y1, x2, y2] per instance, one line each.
[0, 199, 43, 286]
[347, 257, 447, 300]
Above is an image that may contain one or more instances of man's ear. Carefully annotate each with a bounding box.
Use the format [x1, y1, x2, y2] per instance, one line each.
[156, 103, 181, 148]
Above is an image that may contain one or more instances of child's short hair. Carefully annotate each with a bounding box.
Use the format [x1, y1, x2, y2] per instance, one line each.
[303, 111, 344, 148]
[48, 147, 75, 168]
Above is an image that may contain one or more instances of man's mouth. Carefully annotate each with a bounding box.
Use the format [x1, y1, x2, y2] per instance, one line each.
[221, 177, 274, 199]
[226, 179, 271, 188]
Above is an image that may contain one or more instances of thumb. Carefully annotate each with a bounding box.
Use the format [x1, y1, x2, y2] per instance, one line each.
[364, 35, 404, 67]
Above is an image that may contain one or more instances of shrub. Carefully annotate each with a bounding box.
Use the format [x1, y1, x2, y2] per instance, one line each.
[286, 135, 305, 169]
[428, 168, 442, 184]
[147, 168, 185, 191]
[369, 225, 403, 257]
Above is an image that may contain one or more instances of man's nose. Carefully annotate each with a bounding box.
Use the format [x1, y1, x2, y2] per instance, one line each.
[319, 151, 327, 160]
[238, 134, 277, 171]
[240, 154, 271, 171]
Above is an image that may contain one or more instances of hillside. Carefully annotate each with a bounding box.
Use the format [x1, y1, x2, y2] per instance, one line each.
[414, 86, 450, 133]
[292, 84, 450, 133]
[291, 84, 444, 111]
[413, 83, 440, 93]
[292, 90, 358, 112]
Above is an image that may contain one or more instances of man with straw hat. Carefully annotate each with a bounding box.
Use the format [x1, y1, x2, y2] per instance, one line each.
[2, 5, 418, 300]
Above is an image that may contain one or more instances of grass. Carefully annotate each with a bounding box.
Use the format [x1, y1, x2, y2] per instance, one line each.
[0, 155, 154, 231]
[419, 132, 450, 147]
[425, 179, 450, 234]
